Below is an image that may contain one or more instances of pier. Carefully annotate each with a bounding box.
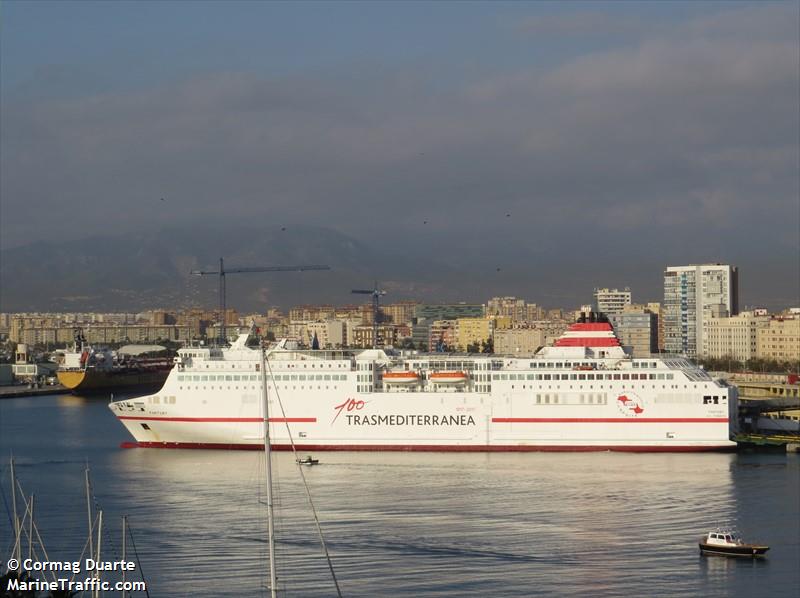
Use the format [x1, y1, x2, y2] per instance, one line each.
[734, 380, 800, 452]
[0, 384, 66, 399]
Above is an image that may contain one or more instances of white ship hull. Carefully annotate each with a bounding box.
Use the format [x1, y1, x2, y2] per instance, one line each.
[110, 326, 737, 452]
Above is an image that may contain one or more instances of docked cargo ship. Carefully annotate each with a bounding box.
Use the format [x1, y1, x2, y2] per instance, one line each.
[58, 332, 173, 394]
[109, 322, 737, 451]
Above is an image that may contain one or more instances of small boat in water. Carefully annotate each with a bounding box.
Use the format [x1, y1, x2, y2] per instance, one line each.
[297, 455, 320, 466]
[699, 530, 769, 557]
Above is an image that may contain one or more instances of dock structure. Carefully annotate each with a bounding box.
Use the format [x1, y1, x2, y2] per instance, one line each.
[734, 386, 800, 451]
[734, 432, 800, 452]
[0, 384, 66, 399]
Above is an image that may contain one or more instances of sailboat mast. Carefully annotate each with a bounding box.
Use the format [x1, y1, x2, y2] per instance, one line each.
[86, 465, 94, 562]
[260, 343, 278, 598]
[10, 457, 20, 562]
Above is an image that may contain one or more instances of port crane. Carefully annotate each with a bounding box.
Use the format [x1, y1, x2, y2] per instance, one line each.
[191, 258, 330, 344]
[352, 282, 387, 349]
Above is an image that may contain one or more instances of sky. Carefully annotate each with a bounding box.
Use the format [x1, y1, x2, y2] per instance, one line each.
[1, 1, 798, 308]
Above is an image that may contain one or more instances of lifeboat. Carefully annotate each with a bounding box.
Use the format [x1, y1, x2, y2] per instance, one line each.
[429, 371, 468, 385]
[383, 371, 421, 385]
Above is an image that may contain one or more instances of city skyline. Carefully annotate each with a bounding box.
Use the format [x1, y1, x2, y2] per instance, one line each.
[1, 2, 798, 311]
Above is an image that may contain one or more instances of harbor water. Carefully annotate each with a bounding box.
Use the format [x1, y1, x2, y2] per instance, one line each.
[1, 393, 798, 597]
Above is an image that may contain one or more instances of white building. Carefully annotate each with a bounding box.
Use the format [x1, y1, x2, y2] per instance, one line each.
[307, 320, 346, 348]
[663, 264, 739, 357]
[593, 288, 632, 315]
[702, 311, 768, 362]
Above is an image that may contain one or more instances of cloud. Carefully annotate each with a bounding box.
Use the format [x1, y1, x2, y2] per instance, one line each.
[1, 3, 797, 307]
[510, 11, 652, 38]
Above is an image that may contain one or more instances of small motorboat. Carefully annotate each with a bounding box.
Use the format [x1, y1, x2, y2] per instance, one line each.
[297, 456, 319, 466]
[699, 530, 769, 557]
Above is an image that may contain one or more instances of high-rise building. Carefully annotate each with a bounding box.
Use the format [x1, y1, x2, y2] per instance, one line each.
[645, 302, 664, 352]
[487, 297, 527, 321]
[593, 288, 632, 315]
[608, 311, 658, 357]
[663, 264, 739, 357]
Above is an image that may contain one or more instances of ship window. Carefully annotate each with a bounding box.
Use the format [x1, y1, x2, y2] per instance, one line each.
[632, 362, 639, 368]
[178, 375, 184, 381]
[555, 363, 563, 368]
[527, 374, 534, 380]
[536, 395, 541, 403]
[667, 374, 674, 380]
[579, 374, 586, 380]
[544, 396, 550, 404]
[657, 374, 665, 380]
[501, 374, 508, 380]
[543, 375, 551, 380]
[649, 374, 656, 380]
[613, 374, 621, 380]
[587, 374, 595, 380]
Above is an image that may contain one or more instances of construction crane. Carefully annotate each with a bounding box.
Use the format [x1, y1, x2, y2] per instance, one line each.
[191, 258, 331, 344]
[352, 282, 387, 349]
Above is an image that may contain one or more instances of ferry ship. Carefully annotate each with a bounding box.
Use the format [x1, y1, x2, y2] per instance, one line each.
[109, 323, 737, 452]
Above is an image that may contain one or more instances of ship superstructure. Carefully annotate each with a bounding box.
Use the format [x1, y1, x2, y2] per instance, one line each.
[109, 323, 737, 451]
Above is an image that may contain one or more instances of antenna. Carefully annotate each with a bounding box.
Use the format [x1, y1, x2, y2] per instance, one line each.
[352, 281, 387, 349]
[191, 258, 331, 344]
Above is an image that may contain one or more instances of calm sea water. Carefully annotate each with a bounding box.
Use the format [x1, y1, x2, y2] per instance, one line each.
[1, 393, 798, 597]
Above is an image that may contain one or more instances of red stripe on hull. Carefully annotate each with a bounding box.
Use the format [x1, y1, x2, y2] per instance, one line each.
[124, 442, 735, 453]
[492, 418, 729, 424]
[117, 416, 316, 423]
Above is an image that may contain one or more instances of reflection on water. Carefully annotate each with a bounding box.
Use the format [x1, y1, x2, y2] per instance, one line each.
[55, 395, 89, 407]
[0, 395, 798, 597]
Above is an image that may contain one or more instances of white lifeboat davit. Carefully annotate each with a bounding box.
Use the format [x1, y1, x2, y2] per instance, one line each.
[383, 371, 421, 385]
[429, 371, 468, 384]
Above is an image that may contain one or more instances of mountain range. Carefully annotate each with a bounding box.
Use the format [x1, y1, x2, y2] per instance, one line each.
[0, 225, 477, 312]
[1, 224, 796, 313]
